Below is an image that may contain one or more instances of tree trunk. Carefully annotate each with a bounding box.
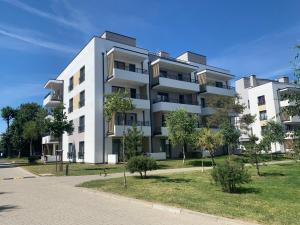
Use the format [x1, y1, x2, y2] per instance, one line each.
[122, 114, 127, 188]
[201, 149, 204, 172]
[254, 152, 260, 176]
[30, 139, 33, 156]
[182, 144, 186, 165]
[210, 151, 216, 167]
[6, 119, 10, 157]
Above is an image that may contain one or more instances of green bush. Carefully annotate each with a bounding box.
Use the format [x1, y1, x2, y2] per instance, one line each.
[211, 159, 251, 193]
[127, 156, 158, 178]
[28, 156, 39, 164]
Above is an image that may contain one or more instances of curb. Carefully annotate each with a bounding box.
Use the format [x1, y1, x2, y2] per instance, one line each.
[2, 176, 36, 180]
[77, 187, 259, 225]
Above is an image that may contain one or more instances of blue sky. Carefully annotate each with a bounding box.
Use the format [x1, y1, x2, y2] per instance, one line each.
[0, 0, 300, 132]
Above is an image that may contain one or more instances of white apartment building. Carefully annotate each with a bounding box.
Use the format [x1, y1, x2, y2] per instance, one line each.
[236, 75, 300, 152]
[42, 31, 235, 163]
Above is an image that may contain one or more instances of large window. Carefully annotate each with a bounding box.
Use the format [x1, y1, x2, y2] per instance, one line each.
[79, 116, 85, 133]
[79, 91, 85, 108]
[114, 61, 125, 70]
[258, 95, 266, 106]
[157, 92, 169, 102]
[79, 66, 85, 83]
[259, 110, 267, 121]
[68, 143, 74, 159]
[215, 81, 223, 88]
[78, 142, 84, 159]
[129, 64, 136, 72]
[68, 98, 73, 113]
[69, 77, 74, 92]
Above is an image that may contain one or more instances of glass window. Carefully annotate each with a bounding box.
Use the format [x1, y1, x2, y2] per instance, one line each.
[158, 92, 169, 102]
[79, 142, 84, 159]
[68, 98, 73, 113]
[112, 86, 125, 93]
[178, 74, 183, 80]
[79, 116, 85, 133]
[160, 70, 168, 77]
[201, 98, 206, 107]
[179, 95, 184, 104]
[79, 66, 85, 83]
[130, 89, 136, 98]
[69, 77, 74, 91]
[129, 64, 136, 72]
[79, 91, 85, 108]
[216, 81, 223, 88]
[114, 61, 125, 70]
[258, 95, 266, 105]
[259, 110, 267, 121]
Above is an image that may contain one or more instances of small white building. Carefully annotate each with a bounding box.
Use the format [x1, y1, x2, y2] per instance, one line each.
[236, 75, 300, 152]
[42, 31, 235, 163]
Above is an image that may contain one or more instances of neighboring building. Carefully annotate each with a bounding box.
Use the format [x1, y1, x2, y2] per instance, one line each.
[42, 31, 235, 163]
[236, 75, 300, 152]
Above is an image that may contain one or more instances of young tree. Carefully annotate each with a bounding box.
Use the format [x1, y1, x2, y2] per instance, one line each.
[23, 121, 39, 156]
[220, 122, 241, 157]
[1, 106, 16, 157]
[104, 90, 134, 188]
[165, 109, 197, 164]
[194, 128, 223, 166]
[262, 121, 285, 160]
[125, 124, 143, 160]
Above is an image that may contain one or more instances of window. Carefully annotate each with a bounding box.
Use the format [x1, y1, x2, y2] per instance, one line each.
[129, 64, 136, 72]
[130, 88, 136, 98]
[69, 77, 74, 91]
[261, 126, 267, 135]
[216, 81, 223, 88]
[259, 110, 267, 121]
[79, 116, 85, 133]
[258, 95, 266, 106]
[114, 61, 125, 70]
[126, 113, 137, 126]
[68, 143, 74, 159]
[112, 86, 125, 93]
[160, 70, 168, 77]
[68, 98, 73, 113]
[68, 120, 73, 135]
[179, 95, 184, 104]
[79, 91, 85, 108]
[158, 92, 169, 102]
[78, 142, 84, 159]
[178, 74, 183, 81]
[247, 100, 250, 109]
[79, 66, 85, 83]
[201, 98, 206, 107]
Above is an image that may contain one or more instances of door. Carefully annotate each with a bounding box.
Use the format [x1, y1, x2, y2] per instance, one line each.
[130, 88, 136, 98]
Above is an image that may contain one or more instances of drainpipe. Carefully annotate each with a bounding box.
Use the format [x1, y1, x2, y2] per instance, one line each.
[148, 59, 153, 154]
[102, 52, 106, 163]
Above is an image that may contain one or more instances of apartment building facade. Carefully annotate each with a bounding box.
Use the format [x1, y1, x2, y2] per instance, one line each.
[42, 31, 235, 163]
[236, 75, 300, 152]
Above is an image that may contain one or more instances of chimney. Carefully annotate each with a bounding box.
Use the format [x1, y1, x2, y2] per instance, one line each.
[250, 75, 257, 87]
[278, 76, 289, 83]
[158, 51, 169, 58]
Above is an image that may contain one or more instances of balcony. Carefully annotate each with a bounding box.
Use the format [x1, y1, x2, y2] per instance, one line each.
[107, 67, 149, 86]
[201, 107, 215, 115]
[152, 97, 200, 114]
[152, 74, 199, 93]
[281, 114, 300, 124]
[153, 126, 168, 136]
[200, 82, 235, 96]
[131, 94, 150, 109]
[42, 133, 59, 144]
[43, 92, 62, 107]
[107, 121, 151, 137]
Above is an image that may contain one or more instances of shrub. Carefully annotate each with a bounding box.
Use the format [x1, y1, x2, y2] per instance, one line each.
[28, 155, 39, 164]
[211, 159, 251, 193]
[127, 156, 158, 178]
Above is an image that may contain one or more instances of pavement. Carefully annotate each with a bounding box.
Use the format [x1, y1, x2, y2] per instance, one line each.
[0, 162, 263, 225]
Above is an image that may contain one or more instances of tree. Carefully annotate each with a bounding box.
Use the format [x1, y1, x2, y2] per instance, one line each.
[1, 106, 16, 157]
[194, 128, 223, 166]
[243, 135, 262, 176]
[125, 124, 143, 160]
[104, 90, 134, 188]
[46, 104, 73, 141]
[127, 156, 158, 178]
[23, 121, 39, 156]
[220, 122, 241, 156]
[165, 109, 197, 164]
[262, 121, 285, 159]
[205, 94, 245, 128]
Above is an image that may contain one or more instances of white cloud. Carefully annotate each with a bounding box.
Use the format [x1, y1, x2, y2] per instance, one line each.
[0, 23, 77, 53]
[2, 0, 95, 34]
[210, 24, 300, 79]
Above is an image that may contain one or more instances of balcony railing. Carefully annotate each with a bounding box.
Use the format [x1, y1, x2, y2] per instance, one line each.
[153, 74, 197, 85]
[44, 92, 62, 101]
[200, 82, 234, 92]
[115, 66, 148, 74]
[114, 120, 150, 126]
[152, 97, 198, 105]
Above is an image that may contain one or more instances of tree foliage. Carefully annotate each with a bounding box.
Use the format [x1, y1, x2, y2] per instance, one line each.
[125, 124, 143, 160]
[23, 121, 39, 156]
[261, 121, 285, 153]
[127, 156, 158, 178]
[165, 109, 197, 164]
[194, 128, 223, 166]
[220, 122, 240, 155]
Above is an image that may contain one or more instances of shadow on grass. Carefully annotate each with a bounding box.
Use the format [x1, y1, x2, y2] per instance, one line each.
[143, 175, 192, 183]
[229, 187, 261, 194]
[261, 172, 285, 177]
[187, 160, 213, 167]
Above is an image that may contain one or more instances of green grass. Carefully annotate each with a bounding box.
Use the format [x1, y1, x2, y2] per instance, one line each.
[19, 154, 291, 176]
[80, 163, 300, 225]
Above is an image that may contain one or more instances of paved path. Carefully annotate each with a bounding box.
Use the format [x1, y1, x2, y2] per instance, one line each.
[0, 163, 259, 225]
[0, 163, 36, 180]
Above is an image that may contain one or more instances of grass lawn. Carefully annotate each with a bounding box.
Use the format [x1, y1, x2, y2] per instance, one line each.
[19, 154, 291, 176]
[80, 163, 300, 225]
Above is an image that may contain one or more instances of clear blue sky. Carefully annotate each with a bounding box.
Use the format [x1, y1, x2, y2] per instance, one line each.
[0, 0, 300, 132]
